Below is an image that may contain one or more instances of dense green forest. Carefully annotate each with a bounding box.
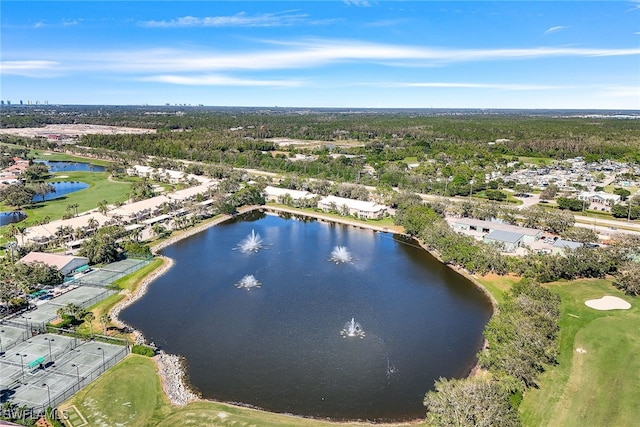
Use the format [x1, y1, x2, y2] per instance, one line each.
[2, 106, 639, 197]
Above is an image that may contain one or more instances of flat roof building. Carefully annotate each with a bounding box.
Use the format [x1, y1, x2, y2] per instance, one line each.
[264, 185, 315, 202]
[18, 252, 89, 276]
[483, 230, 525, 252]
[448, 217, 543, 243]
[317, 195, 387, 219]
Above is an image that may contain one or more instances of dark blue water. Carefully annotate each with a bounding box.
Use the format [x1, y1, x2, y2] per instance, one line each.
[32, 181, 89, 202]
[0, 211, 26, 226]
[121, 211, 492, 421]
[35, 160, 106, 172]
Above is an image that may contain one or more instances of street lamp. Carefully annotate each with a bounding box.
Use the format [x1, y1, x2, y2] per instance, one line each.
[16, 353, 26, 380]
[97, 347, 105, 367]
[445, 176, 452, 197]
[24, 317, 31, 334]
[42, 383, 51, 408]
[71, 363, 81, 384]
[469, 180, 474, 198]
[44, 337, 54, 365]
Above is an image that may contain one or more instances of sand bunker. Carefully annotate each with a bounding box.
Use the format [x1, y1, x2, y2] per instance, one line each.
[585, 296, 631, 311]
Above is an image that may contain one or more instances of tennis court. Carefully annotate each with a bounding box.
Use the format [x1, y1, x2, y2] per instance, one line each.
[1, 335, 128, 414]
[0, 256, 146, 415]
[17, 305, 61, 330]
[74, 258, 150, 287]
[11, 287, 116, 332]
[48, 286, 116, 310]
[0, 324, 29, 353]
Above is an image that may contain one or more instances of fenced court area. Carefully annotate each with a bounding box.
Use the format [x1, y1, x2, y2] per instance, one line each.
[49, 286, 116, 312]
[3, 257, 149, 332]
[7, 286, 117, 332]
[1, 334, 128, 416]
[0, 324, 29, 354]
[0, 256, 150, 418]
[73, 258, 150, 287]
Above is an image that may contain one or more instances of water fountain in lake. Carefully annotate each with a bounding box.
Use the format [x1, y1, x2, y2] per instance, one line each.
[235, 274, 261, 290]
[236, 229, 264, 253]
[330, 246, 352, 264]
[341, 317, 365, 339]
[386, 358, 398, 379]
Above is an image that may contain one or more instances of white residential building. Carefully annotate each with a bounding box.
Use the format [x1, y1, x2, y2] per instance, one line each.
[263, 186, 315, 203]
[577, 191, 621, 211]
[317, 195, 387, 219]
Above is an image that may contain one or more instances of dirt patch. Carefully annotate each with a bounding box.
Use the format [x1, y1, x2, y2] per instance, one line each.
[0, 124, 155, 139]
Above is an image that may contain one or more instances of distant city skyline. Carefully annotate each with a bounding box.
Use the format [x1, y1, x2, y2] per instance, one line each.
[1, 1, 639, 109]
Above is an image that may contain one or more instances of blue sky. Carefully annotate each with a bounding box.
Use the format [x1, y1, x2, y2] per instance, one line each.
[1, 1, 639, 109]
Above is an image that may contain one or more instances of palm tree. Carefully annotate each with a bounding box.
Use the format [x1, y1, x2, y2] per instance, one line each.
[55, 225, 73, 246]
[97, 200, 109, 216]
[130, 227, 142, 242]
[67, 203, 80, 217]
[99, 313, 111, 335]
[3, 224, 19, 244]
[84, 312, 95, 337]
[87, 217, 99, 231]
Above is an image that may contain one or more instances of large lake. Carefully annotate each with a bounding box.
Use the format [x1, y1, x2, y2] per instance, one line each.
[121, 211, 492, 421]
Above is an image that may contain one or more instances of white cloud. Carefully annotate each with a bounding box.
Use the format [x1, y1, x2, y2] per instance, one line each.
[598, 85, 640, 100]
[141, 74, 302, 87]
[387, 82, 570, 91]
[544, 26, 567, 35]
[140, 11, 307, 28]
[343, 0, 371, 7]
[9, 40, 640, 77]
[0, 60, 60, 76]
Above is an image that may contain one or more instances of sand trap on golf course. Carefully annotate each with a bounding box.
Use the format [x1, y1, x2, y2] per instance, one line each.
[585, 296, 631, 310]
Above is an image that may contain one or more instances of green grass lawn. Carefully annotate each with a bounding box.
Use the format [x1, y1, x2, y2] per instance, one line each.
[60, 355, 172, 427]
[62, 355, 414, 427]
[519, 278, 640, 427]
[33, 151, 114, 167]
[475, 273, 520, 305]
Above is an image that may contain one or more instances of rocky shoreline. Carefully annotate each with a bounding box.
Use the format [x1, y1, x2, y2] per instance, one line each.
[154, 351, 200, 406]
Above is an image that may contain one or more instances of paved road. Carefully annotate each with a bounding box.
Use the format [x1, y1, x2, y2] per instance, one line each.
[574, 214, 640, 235]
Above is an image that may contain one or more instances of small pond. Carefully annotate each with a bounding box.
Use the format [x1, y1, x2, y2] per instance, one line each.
[32, 181, 89, 202]
[0, 211, 27, 226]
[35, 160, 106, 172]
